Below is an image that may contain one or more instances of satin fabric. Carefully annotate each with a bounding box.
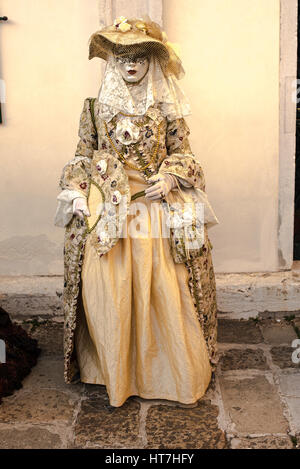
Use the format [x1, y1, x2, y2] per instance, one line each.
[74, 168, 212, 407]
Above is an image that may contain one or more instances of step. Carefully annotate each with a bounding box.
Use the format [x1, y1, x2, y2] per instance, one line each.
[0, 270, 300, 321]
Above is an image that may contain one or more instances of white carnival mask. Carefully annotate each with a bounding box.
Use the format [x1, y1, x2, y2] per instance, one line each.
[115, 55, 150, 83]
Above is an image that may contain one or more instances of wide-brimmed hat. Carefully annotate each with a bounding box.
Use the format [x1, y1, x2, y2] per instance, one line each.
[89, 16, 185, 79]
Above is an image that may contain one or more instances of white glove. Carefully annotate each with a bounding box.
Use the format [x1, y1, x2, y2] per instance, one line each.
[145, 173, 178, 200]
[54, 189, 88, 227]
[73, 197, 90, 220]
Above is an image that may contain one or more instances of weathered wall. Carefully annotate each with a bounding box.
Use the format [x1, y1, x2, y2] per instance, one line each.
[163, 0, 285, 273]
[0, 0, 100, 274]
[0, 0, 297, 274]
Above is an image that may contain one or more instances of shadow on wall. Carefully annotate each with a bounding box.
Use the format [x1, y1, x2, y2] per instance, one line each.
[0, 235, 63, 275]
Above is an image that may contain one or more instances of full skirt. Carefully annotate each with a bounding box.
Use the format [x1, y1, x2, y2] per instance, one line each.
[74, 168, 212, 407]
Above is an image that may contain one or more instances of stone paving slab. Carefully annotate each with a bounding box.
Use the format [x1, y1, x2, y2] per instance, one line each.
[270, 346, 300, 369]
[145, 400, 227, 449]
[22, 357, 84, 395]
[230, 435, 294, 449]
[294, 318, 300, 330]
[0, 294, 62, 320]
[218, 319, 263, 344]
[74, 391, 142, 449]
[1, 318, 300, 449]
[0, 389, 77, 425]
[22, 321, 64, 358]
[220, 348, 268, 371]
[0, 426, 63, 449]
[279, 372, 300, 397]
[0, 276, 63, 296]
[219, 375, 289, 434]
[283, 397, 300, 434]
[260, 321, 297, 345]
[216, 270, 300, 319]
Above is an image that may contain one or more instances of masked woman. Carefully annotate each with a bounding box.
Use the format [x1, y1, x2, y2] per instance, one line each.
[54, 16, 219, 407]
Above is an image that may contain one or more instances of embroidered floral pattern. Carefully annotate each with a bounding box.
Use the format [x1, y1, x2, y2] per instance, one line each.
[185, 228, 218, 369]
[95, 159, 107, 175]
[160, 118, 206, 191]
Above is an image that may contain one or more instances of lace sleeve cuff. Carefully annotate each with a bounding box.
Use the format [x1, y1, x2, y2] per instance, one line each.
[54, 189, 86, 228]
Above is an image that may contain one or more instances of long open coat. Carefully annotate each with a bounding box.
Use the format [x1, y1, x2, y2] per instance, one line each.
[58, 97, 218, 384]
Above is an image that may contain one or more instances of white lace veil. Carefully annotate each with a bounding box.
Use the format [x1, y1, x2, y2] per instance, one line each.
[98, 53, 191, 122]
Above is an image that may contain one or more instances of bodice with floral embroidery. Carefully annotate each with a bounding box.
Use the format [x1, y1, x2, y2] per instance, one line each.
[59, 98, 207, 198]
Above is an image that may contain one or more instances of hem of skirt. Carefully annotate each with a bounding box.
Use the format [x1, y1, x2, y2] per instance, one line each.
[79, 376, 210, 408]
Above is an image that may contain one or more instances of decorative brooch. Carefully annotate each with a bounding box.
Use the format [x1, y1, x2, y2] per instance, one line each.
[115, 118, 140, 146]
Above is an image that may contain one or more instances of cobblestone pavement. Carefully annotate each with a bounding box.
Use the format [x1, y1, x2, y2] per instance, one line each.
[0, 317, 299, 449]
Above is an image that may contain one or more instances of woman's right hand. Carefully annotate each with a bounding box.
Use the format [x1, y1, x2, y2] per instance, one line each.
[73, 197, 90, 220]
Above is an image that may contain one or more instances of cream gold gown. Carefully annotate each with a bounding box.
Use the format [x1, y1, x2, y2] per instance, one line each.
[58, 95, 218, 406]
[74, 167, 212, 407]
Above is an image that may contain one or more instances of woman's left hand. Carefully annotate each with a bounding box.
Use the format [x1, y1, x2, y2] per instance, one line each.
[145, 173, 177, 200]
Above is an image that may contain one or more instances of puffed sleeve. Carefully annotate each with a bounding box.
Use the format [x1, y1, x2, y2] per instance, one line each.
[159, 117, 219, 229]
[54, 98, 97, 227]
[159, 118, 206, 191]
[59, 98, 97, 194]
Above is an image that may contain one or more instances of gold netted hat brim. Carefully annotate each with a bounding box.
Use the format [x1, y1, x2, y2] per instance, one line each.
[89, 31, 169, 62]
[88, 17, 185, 79]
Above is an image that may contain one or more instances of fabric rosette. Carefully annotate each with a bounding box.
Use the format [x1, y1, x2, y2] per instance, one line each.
[115, 118, 140, 145]
[113, 16, 132, 33]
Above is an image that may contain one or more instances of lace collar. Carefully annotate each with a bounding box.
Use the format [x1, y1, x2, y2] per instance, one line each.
[97, 54, 191, 123]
